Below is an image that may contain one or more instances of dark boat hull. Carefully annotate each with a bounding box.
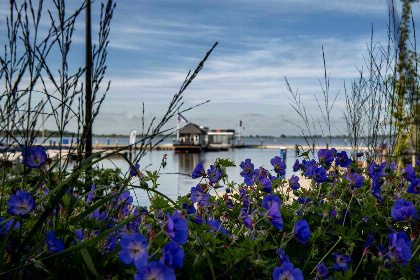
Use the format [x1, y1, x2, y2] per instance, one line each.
[174, 145, 202, 153]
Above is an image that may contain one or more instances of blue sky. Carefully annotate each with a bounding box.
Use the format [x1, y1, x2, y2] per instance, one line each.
[1, 0, 419, 136]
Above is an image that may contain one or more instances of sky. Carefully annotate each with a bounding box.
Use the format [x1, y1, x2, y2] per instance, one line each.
[1, 0, 420, 137]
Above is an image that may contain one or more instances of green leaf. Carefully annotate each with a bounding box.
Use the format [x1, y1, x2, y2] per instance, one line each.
[71, 191, 121, 225]
[216, 158, 236, 167]
[0, 219, 17, 267]
[80, 247, 100, 278]
[299, 150, 311, 158]
[205, 249, 216, 280]
[151, 195, 169, 209]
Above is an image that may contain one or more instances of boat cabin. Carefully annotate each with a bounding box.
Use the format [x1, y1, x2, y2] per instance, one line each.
[177, 123, 207, 146]
[207, 129, 235, 150]
[175, 123, 235, 152]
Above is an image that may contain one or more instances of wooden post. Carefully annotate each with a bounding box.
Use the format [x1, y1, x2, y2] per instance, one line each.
[85, 0, 92, 163]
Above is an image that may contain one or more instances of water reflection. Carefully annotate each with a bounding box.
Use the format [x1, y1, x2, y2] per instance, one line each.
[64, 147, 356, 206]
[175, 153, 200, 197]
[177, 153, 201, 175]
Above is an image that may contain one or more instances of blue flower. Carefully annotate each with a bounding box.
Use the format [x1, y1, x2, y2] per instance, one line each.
[363, 231, 374, 250]
[372, 177, 384, 189]
[240, 208, 252, 228]
[206, 219, 228, 235]
[318, 149, 334, 166]
[129, 164, 140, 177]
[388, 232, 412, 266]
[272, 262, 303, 280]
[289, 175, 300, 191]
[162, 241, 184, 268]
[244, 170, 258, 185]
[225, 198, 233, 209]
[207, 165, 222, 183]
[271, 156, 286, 175]
[402, 164, 417, 182]
[332, 253, 351, 271]
[296, 206, 303, 216]
[190, 185, 209, 203]
[240, 159, 254, 177]
[316, 262, 329, 279]
[335, 151, 352, 167]
[356, 152, 363, 157]
[345, 173, 364, 190]
[7, 190, 35, 217]
[266, 202, 283, 231]
[22, 145, 47, 168]
[76, 229, 84, 241]
[385, 163, 396, 175]
[298, 197, 311, 205]
[304, 159, 317, 177]
[87, 184, 95, 204]
[119, 221, 140, 236]
[115, 191, 133, 209]
[391, 199, 418, 221]
[135, 260, 176, 280]
[293, 159, 300, 172]
[300, 159, 308, 172]
[165, 211, 188, 244]
[104, 235, 118, 254]
[377, 244, 388, 259]
[182, 202, 196, 214]
[313, 166, 327, 183]
[239, 188, 249, 208]
[407, 179, 420, 194]
[372, 190, 384, 203]
[262, 194, 282, 210]
[0, 218, 20, 235]
[118, 233, 148, 269]
[276, 249, 290, 265]
[371, 178, 384, 202]
[259, 177, 272, 193]
[191, 215, 203, 225]
[45, 231, 65, 253]
[368, 161, 386, 180]
[293, 220, 311, 244]
[192, 161, 205, 179]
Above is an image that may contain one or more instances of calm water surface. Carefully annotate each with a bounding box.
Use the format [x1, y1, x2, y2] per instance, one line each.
[95, 137, 351, 206]
[39, 136, 352, 206]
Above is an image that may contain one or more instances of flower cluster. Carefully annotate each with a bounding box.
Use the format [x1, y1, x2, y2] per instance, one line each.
[0, 145, 419, 279]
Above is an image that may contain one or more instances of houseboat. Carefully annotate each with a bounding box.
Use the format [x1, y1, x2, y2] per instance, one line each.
[174, 123, 208, 153]
[174, 122, 235, 153]
[206, 129, 235, 151]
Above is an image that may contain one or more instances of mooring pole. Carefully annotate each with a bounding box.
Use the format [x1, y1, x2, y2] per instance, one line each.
[85, 0, 92, 165]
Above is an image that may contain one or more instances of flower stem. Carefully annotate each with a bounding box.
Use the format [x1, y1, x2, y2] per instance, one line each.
[412, 243, 420, 258]
[310, 236, 343, 275]
[302, 244, 316, 270]
[352, 254, 365, 277]
[342, 195, 354, 226]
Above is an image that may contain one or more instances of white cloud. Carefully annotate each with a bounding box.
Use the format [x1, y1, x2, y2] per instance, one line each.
[0, 0, 409, 136]
[92, 31, 392, 135]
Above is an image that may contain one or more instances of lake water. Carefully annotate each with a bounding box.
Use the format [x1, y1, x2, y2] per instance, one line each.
[40, 135, 352, 147]
[80, 136, 352, 206]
